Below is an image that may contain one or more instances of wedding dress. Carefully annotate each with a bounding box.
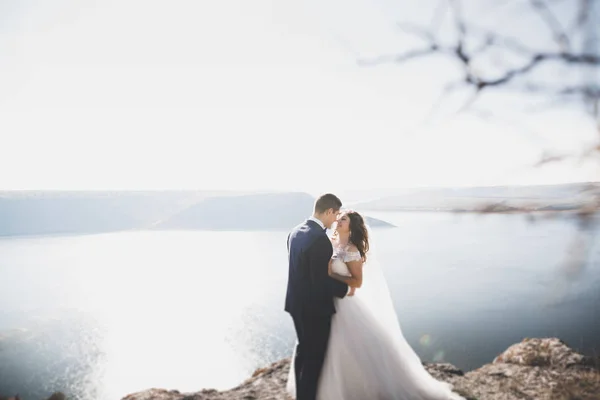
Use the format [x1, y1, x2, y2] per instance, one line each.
[286, 234, 464, 400]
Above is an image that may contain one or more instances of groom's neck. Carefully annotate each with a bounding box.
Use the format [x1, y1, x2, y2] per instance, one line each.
[312, 213, 327, 227]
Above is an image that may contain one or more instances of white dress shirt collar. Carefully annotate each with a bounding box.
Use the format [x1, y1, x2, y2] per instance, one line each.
[308, 216, 326, 230]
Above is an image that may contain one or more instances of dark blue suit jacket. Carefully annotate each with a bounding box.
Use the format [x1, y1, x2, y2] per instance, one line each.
[285, 219, 348, 317]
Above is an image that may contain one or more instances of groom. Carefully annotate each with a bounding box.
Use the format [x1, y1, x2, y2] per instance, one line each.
[285, 193, 349, 400]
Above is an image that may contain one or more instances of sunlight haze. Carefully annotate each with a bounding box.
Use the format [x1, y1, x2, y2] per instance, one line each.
[1, 0, 597, 191]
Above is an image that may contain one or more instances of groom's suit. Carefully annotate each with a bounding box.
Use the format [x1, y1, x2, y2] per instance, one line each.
[285, 218, 348, 400]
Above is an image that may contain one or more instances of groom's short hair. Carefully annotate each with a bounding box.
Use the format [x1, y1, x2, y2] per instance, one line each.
[314, 193, 342, 214]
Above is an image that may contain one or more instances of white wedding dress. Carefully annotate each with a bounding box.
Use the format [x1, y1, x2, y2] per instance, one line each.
[287, 240, 464, 400]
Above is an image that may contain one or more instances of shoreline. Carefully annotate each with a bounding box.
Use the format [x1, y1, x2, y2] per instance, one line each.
[2, 208, 596, 240]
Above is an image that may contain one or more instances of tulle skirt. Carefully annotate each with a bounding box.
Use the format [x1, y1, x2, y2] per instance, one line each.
[287, 294, 464, 400]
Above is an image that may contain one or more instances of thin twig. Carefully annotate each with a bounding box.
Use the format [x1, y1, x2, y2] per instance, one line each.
[360, 0, 600, 121]
[396, 22, 436, 43]
[356, 46, 440, 66]
[529, 0, 571, 50]
[455, 87, 483, 114]
[467, 52, 599, 89]
[430, 0, 449, 36]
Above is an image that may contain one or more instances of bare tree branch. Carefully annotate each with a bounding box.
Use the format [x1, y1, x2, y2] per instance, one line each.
[465, 23, 539, 56]
[517, 83, 600, 108]
[364, 2, 600, 94]
[430, 0, 449, 36]
[535, 152, 570, 167]
[366, 0, 600, 196]
[456, 87, 483, 113]
[449, 0, 467, 39]
[448, 0, 471, 65]
[471, 34, 496, 55]
[464, 52, 597, 89]
[396, 22, 436, 43]
[568, 0, 593, 34]
[356, 46, 440, 66]
[529, 0, 571, 50]
[399, 82, 468, 136]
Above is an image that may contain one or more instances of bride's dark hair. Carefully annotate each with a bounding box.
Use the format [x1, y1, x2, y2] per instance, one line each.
[347, 211, 370, 262]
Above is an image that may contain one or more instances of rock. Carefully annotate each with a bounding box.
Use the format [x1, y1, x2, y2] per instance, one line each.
[424, 362, 465, 378]
[7, 338, 599, 400]
[493, 337, 586, 368]
[454, 338, 600, 400]
[121, 389, 185, 400]
[114, 338, 597, 400]
[45, 394, 66, 400]
[0, 393, 65, 400]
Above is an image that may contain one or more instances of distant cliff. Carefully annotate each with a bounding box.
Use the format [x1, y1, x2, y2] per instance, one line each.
[152, 192, 394, 230]
[0, 191, 208, 236]
[0, 191, 393, 237]
[352, 182, 600, 212]
[4, 183, 596, 236]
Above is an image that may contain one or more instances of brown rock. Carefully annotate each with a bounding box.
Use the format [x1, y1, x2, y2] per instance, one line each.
[46, 393, 66, 400]
[120, 338, 600, 400]
[493, 337, 586, 368]
[0, 392, 65, 400]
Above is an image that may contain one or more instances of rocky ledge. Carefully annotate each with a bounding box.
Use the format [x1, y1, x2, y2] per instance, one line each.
[121, 338, 599, 400]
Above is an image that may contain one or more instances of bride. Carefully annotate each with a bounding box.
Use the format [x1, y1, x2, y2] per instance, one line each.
[287, 210, 464, 400]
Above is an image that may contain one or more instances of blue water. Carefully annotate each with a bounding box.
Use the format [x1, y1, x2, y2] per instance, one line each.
[0, 212, 598, 400]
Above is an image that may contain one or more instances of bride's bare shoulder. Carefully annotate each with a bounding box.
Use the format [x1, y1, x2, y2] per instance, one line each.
[347, 244, 359, 253]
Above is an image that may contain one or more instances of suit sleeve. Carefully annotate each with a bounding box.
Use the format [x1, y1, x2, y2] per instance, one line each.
[308, 235, 348, 299]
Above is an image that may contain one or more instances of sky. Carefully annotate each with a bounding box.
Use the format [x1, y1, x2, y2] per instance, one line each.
[0, 0, 598, 191]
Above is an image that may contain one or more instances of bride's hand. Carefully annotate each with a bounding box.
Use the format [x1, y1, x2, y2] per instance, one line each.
[328, 259, 333, 276]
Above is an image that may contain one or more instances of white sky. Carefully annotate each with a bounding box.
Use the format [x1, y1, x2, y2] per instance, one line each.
[0, 0, 598, 191]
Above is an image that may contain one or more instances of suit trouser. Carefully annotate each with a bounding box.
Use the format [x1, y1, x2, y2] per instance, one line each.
[291, 311, 332, 400]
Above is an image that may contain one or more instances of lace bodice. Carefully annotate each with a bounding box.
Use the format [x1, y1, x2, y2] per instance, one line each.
[336, 246, 362, 263]
[331, 244, 362, 277]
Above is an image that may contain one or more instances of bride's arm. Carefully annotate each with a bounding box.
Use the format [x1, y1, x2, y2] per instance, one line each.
[329, 260, 363, 288]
